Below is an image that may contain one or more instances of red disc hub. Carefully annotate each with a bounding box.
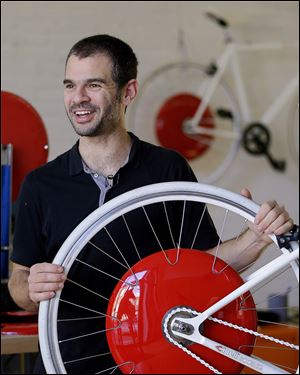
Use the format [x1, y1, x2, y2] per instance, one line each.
[155, 93, 215, 160]
[106, 249, 257, 374]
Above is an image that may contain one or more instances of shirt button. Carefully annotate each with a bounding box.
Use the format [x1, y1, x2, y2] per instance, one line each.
[94, 173, 99, 178]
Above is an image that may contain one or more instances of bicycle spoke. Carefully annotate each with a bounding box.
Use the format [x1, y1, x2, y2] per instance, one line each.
[65, 278, 109, 301]
[257, 319, 298, 328]
[75, 258, 136, 286]
[59, 328, 109, 344]
[177, 200, 186, 251]
[59, 299, 112, 319]
[142, 206, 163, 251]
[88, 241, 128, 269]
[95, 362, 135, 374]
[64, 352, 111, 365]
[163, 202, 176, 249]
[122, 214, 141, 260]
[103, 227, 137, 281]
[190, 204, 207, 249]
[212, 209, 229, 273]
[58, 316, 105, 322]
[241, 267, 296, 308]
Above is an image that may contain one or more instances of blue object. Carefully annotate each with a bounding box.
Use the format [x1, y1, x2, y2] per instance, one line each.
[1, 250, 9, 280]
[1, 164, 11, 279]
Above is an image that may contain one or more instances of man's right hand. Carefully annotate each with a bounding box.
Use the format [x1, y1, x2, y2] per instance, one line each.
[28, 262, 66, 304]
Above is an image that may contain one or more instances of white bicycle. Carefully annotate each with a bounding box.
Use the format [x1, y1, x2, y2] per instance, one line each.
[129, 12, 299, 182]
[39, 182, 299, 374]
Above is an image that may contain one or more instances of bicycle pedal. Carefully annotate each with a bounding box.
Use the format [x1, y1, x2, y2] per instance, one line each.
[216, 108, 234, 120]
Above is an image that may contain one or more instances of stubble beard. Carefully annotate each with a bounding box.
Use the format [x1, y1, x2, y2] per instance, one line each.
[67, 96, 121, 137]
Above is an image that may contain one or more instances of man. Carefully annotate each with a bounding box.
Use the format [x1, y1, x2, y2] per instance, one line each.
[8, 35, 293, 373]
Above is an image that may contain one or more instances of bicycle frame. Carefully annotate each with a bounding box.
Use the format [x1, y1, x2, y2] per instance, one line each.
[170, 248, 299, 374]
[129, 12, 298, 177]
[185, 40, 299, 139]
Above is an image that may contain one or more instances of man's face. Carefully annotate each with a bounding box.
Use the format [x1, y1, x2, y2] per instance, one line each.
[64, 53, 122, 137]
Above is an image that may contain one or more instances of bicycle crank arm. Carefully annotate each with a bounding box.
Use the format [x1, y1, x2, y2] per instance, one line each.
[170, 321, 289, 374]
[183, 122, 240, 140]
[242, 123, 286, 171]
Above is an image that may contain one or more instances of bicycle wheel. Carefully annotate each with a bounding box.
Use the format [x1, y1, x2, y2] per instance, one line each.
[39, 182, 299, 374]
[128, 62, 242, 183]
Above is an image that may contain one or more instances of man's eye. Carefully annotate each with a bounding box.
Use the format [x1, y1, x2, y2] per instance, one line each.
[65, 84, 74, 89]
[89, 83, 101, 88]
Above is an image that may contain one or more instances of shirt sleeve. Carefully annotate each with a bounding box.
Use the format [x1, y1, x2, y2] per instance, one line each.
[162, 149, 198, 183]
[11, 172, 47, 267]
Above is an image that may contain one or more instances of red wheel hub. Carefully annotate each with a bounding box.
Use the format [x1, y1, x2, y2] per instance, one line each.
[155, 93, 215, 160]
[106, 249, 257, 374]
[1, 91, 48, 201]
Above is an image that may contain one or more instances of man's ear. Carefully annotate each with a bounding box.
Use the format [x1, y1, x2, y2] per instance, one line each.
[123, 79, 138, 106]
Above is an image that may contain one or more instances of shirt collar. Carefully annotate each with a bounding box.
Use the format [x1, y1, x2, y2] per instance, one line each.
[68, 132, 141, 176]
[69, 140, 83, 176]
[127, 131, 141, 169]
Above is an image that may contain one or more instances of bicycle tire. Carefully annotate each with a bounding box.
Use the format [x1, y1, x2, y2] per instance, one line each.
[39, 182, 299, 374]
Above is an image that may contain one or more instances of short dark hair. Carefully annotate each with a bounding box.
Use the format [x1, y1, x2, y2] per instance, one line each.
[66, 34, 138, 89]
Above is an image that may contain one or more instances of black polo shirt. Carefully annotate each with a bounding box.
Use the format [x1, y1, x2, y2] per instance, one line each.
[12, 132, 219, 267]
[11, 132, 220, 373]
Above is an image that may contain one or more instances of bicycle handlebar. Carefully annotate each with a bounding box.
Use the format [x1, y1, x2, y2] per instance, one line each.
[205, 11, 229, 28]
[204, 11, 233, 44]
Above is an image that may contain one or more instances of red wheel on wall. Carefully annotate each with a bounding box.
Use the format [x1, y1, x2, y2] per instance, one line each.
[1, 91, 49, 201]
[129, 62, 242, 183]
[155, 93, 215, 160]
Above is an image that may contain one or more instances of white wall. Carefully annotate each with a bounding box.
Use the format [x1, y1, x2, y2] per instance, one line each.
[1, 1, 299, 221]
[1, 1, 299, 309]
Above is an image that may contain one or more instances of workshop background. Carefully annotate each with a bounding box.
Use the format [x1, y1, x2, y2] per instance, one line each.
[1, 1, 299, 374]
[2, 1, 298, 216]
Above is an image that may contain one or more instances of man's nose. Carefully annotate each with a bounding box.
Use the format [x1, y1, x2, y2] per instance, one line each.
[73, 86, 91, 104]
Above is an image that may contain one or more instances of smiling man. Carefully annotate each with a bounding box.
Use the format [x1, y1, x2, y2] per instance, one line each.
[8, 34, 293, 374]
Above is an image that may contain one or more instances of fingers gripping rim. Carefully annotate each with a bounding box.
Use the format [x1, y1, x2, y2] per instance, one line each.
[38, 181, 287, 374]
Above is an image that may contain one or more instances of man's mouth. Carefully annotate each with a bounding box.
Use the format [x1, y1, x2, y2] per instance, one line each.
[72, 109, 96, 123]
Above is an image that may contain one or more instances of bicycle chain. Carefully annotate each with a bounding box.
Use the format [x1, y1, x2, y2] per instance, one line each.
[163, 307, 222, 374]
[208, 315, 299, 350]
[163, 306, 299, 374]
